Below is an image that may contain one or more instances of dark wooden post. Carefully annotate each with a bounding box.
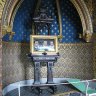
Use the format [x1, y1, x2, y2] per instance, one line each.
[34, 62, 41, 84]
[47, 62, 54, 84]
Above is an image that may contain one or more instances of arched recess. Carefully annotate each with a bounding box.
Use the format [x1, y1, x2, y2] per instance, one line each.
[1, 0, 93, 42]
[0, 0, 95, 89]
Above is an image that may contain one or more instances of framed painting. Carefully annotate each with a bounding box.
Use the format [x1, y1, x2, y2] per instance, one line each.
[30, 35, 58, 55]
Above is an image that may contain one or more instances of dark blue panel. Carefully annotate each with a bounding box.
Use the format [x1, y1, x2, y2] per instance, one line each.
[60, 0, 83, 43]
[2, 0, 83, 43]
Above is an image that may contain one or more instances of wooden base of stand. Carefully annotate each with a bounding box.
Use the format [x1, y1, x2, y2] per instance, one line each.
[33, 61, 56, 94]
[28, 54, 59, 95]
[31, 85, 57, 94]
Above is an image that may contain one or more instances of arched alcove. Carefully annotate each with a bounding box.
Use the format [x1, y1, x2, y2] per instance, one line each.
[3, 0, 83, 43]
[1, 0, 93, 42]
[2, 0, 94, 89]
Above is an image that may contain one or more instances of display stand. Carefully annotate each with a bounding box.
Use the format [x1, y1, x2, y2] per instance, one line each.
[28, 53, 59, 94]
[34, 62, 41, 84]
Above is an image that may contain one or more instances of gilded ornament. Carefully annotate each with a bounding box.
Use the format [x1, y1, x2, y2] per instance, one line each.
[58, 35, 63, 39]
[84, 30, 92, 42]
[79, 30, 92, 42]
[2, 25, 15, 40]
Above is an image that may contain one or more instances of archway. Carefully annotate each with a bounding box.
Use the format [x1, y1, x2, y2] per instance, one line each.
[0, 1, 95, 96]
[1, 1, 95, 95]
[1, 0, 93, 42]
[2, 0, 94, 84]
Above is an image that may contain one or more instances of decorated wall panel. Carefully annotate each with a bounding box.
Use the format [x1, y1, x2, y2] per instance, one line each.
[2, 0, 83, 43]
[2, 42, 94, 87]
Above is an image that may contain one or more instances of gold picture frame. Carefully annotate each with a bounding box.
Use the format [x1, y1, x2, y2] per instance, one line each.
[30, 35, 58, 55]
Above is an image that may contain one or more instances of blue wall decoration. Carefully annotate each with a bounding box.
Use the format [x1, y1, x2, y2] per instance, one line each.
[2, 0, 83, 43]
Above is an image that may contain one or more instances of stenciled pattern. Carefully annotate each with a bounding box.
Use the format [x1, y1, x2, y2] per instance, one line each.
[2, 42, 94, 87]
[2, 0, 83, 43]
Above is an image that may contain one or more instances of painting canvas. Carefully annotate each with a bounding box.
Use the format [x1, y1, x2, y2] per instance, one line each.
[30, 35, 58, 55]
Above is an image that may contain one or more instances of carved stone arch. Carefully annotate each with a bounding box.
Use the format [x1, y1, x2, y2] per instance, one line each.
[0, 0, 94, 94]
[1, 0, 93, 42]
[70, 0, 93, 42]
[1, 0, 23, 37]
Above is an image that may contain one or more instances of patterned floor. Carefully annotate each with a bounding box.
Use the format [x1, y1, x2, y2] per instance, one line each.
[5, 85, 85, 96]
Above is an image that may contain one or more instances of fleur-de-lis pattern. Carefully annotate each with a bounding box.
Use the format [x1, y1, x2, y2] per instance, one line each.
[2, 0, 83, 43]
